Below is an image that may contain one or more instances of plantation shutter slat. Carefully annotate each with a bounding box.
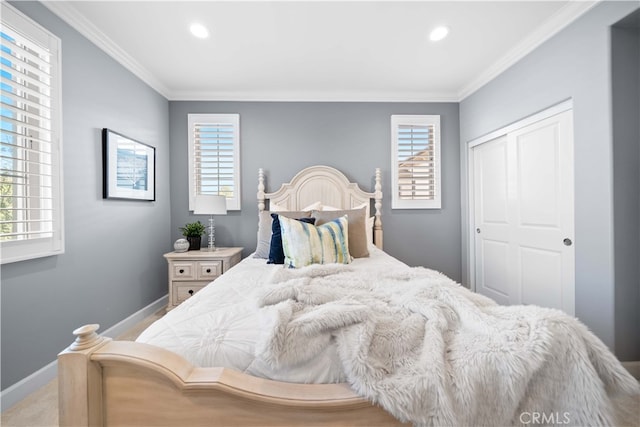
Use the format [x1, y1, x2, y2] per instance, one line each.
[1, 102, 52, 127]
[1, 79, 52, 106]
[0, 62, 52, 96]
[1, 3, 64, 263]
[1, 27, 53, 72]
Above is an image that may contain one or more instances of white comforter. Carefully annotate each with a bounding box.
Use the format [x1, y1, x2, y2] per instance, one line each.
[136, 245, 406, 383]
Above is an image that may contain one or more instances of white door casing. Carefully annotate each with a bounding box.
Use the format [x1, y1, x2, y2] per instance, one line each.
[469, 105, 575, 315]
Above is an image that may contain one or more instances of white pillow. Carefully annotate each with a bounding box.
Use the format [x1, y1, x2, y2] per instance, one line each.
[319, 204, 341, 211]
[270, 201, 322, 212]
[320, 202, 368, 212]
[303, 201, 323, 211]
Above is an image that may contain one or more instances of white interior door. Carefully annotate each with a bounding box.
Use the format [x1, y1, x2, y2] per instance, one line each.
[473, 135, 511, 305]
[472, 109, 575, 315]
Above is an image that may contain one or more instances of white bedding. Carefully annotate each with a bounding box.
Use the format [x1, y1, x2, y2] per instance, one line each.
[136, 245, 407, 383]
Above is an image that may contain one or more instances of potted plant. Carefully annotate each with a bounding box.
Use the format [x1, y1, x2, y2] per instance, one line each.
[179, 221, 206, 250]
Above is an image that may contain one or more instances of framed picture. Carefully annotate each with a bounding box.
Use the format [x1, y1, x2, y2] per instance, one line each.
[102, 128, 156, 201]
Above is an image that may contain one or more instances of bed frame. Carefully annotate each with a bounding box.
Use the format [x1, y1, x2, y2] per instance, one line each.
[58, 166, 406, 426]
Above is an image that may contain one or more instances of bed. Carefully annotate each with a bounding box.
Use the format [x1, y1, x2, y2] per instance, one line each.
[58, 165, 639, 427]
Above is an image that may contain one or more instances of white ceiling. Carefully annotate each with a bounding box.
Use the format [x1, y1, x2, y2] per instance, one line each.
[44, 1, 597, 102]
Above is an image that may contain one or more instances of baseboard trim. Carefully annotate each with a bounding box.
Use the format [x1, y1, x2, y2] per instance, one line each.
[0, 295, 167, 412]
[101, 295, 167, 339]
[622, 361, 640, 381]
[0, 358, 58, 414]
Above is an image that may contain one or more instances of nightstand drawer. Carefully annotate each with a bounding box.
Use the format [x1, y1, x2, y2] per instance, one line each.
[171, 262, 195, 280]
[198, 261, 222, 280]
[164, 247, 243, 310]
[173, 282, 208, 305]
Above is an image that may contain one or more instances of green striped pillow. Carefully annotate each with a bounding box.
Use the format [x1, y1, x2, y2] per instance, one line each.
[279, 214, 351, 268]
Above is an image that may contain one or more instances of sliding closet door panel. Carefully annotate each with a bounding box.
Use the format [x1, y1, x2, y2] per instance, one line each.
[474, 136, 511, 305]
[472, 109, 574, 315]
[511, 111, 574, 314]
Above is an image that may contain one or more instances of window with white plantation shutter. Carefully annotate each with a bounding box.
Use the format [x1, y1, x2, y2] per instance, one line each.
[391, 115, 441, 209]
[188, 114, 241, 211]
[0, 3, 64, 264]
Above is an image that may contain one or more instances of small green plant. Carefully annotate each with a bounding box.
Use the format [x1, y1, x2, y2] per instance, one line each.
[179, 221, 206, 237]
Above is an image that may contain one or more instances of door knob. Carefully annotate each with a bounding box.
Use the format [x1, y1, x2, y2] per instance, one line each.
[563, 238, 572, 246]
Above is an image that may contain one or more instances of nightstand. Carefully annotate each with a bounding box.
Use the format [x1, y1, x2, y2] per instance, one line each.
[163, 247, 243, 310]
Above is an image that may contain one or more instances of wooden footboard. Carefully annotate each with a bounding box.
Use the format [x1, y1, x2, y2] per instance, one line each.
[58, 325, 406, 426]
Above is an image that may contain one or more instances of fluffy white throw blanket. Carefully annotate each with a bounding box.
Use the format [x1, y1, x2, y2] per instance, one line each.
[255, 264, 639, 427]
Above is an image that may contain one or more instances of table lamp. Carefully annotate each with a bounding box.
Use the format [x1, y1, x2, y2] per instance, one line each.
[194, 195, 227, 251]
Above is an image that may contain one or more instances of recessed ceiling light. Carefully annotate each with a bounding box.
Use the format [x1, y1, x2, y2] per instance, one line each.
[190, 23, 209, 39]
[429, 26, 449, 42]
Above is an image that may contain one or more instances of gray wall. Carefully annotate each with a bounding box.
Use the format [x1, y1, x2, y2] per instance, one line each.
[611, 12, 640, 361]
[460, 1, 640, 356]
[1, 2, 171, 389]
[169, 102, 461, 281]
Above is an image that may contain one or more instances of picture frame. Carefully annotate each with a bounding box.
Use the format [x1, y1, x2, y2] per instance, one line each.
[102, 128, 156, 201]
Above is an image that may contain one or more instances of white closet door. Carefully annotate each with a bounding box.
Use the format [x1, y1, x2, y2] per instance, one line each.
[473, 135, 511, 305]
[473, 110, 574, 315]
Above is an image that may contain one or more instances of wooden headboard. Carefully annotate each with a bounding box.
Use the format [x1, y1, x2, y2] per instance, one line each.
[257, 165, 383, 249]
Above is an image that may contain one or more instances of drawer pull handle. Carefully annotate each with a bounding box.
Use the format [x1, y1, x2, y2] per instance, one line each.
[206, 268, 211, 273]
[179, 269, 185, 274]
[188, 289, 194, 295]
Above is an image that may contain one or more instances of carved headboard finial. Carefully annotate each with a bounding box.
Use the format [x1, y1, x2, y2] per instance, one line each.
[69, 324, 105, 351]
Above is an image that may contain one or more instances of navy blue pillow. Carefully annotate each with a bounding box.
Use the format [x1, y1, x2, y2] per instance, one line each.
[268, 214, 315, 264]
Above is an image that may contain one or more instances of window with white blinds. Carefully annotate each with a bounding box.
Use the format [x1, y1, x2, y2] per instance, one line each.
[391, 115, 441, 209]
[0, 3, 64, 264]
[188, 113, 241, 211]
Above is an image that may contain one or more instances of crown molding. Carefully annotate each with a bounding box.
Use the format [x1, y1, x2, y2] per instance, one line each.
[167, 89, 460, 103]
[42, 1, 171, 98]
[457, 0, 600, 101]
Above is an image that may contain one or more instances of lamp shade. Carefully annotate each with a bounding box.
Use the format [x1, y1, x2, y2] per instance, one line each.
[194, 195, 227, 215]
